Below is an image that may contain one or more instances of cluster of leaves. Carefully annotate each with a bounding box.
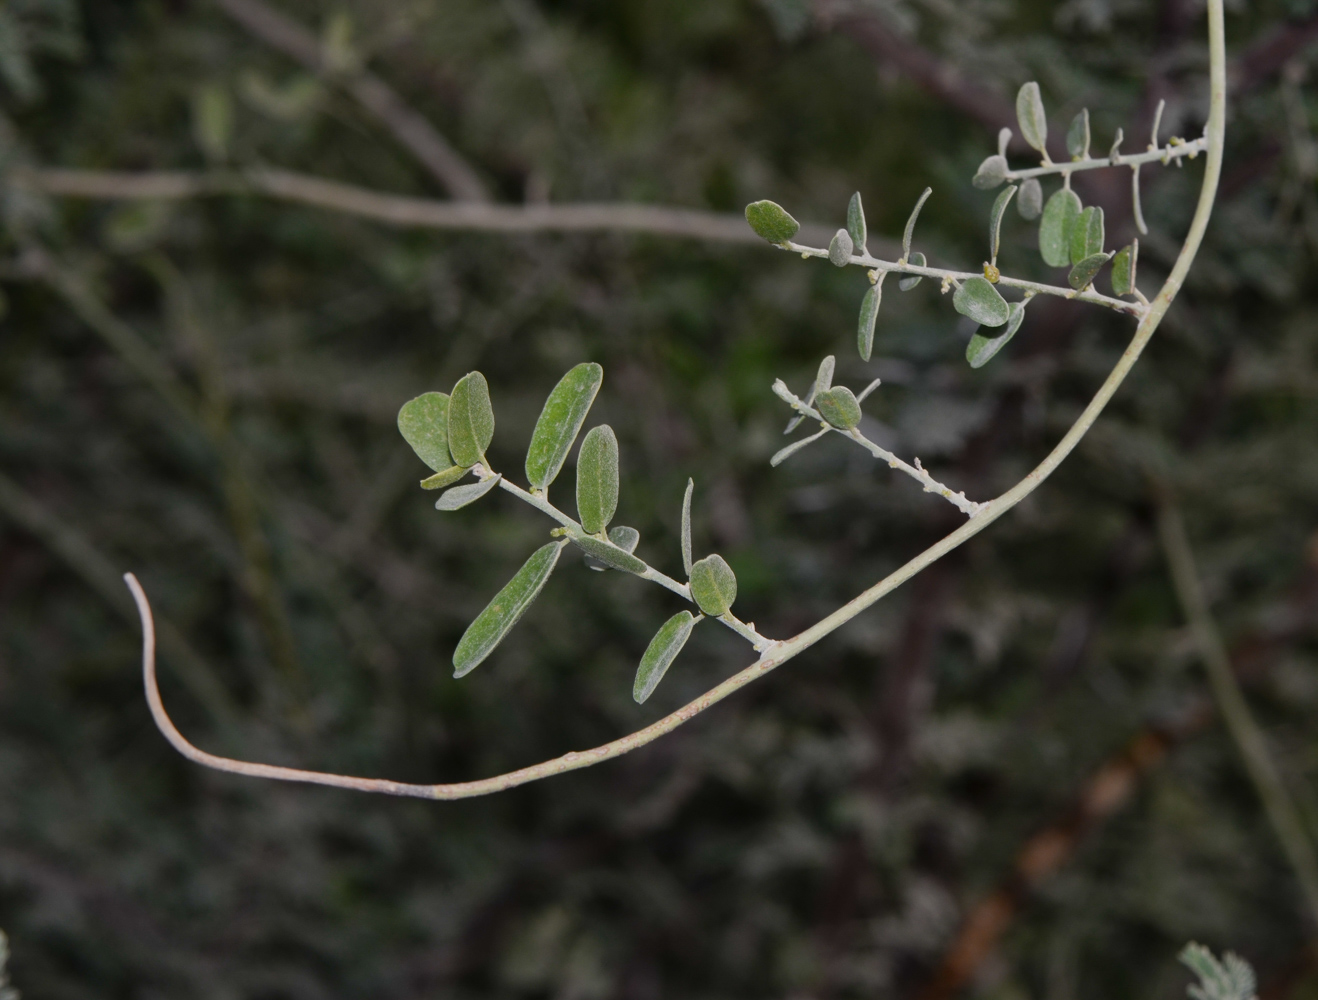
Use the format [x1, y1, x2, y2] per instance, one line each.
[397, 362, 745, 702]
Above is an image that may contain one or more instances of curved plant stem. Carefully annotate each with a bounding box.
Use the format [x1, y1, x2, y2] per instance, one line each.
[1156, 490, 1318, 926]
[130, 0, 1227, 800]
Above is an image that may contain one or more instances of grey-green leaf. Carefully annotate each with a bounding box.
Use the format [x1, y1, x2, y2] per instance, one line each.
[576, 424, 619, 534]
[953, 276, 1010, 328]
[745, 200, 800, 244]
[858, 281, 881, 362]
[846, 191, 867, 253]
[902, 187, 933, 256]
[680, 478, 694, 576]
[1016, 81, 1047, 154]
[966, 300, 1027, 369]
[397, 391, 451, 472]
[816, 386, 862, 430]
[771, 427, 828, 467]
[447, 372, 494, 468]
[689, 554, 737, 617]
[525, 362, 603, 490]
[420, 465, 468, 490]
[972, 155, 1008, 190]
[435, 474, 502, 511]
[828, 228, 853, 267]
[1039, 187, 1082, 267]
[1068, 252, 1112, 291]
[633, 611, 701, 704]
[1069, 205, 1105, 265]
[899, 251, 925, 291]
[609, 525, 640, 553]
[1111, 239, 1138, 296]
[573, 533, 646, 574]
[1017, 178, 1043, 220]
[1067, 108, 1090, 159]
[815, 355, 835, 395]
[989, 185, 1017, 262]
[452, 540, 565, 677]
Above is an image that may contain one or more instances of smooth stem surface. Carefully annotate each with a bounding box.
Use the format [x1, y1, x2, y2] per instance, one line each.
[132, 0, 1227, 799]
[1157, 494, 1318, 927]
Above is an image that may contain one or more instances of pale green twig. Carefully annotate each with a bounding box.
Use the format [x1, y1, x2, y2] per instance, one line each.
[129, 0, 1227, 800]
[1156, 488, 1318, 927]
[1004, 133, 1209, 182]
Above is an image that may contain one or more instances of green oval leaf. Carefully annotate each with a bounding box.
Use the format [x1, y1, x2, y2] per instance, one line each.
[420, 465, 468, 490]
[576, 424, 619, 535]
[816, 386, 862, 430]
[447, 372, 494, 468]
[953, 276, 1010, 328]
[1067, 108, 1090, 160]
[1016, 81, 1047, 154]
[858, 281, 881, 362]
[1068, 251, 1112, 291]
[525, 362, 603, 491]
[573, 532, 646, 574]
[828, 228, 853, 267]
[1017, 178, 1043, 221]
[972, 155, 1008, 190]
[435, 473, 502, 511]
[1069, 205, 1105, 265]
[899, 251, 926, 291]
[902, 187, 933, 256]
[966, 300, 1028, 369]
[989, 185, 1017, 262]
[815, 355, 835, 396]
[634, 611, 702, 704]
[397, 391, 451, 472]
[680, 478, 694, 576]
[846, 191, 867, 253]
[452, 540, 565, 677]
[689, 554, 737, 617]
[744, 200, 799, 244]
[1111, 239, 1138, 296]
[1039, 187, 1082, 267]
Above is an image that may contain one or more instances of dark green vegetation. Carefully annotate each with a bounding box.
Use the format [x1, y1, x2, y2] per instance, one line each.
[1, 0, 1317, 997]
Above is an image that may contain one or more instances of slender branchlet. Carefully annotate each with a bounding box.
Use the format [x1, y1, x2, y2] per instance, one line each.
[132, 0, 1227, 800]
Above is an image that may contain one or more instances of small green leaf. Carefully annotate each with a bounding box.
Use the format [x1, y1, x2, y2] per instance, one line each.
[966, 300, 1027, 368]
[576, 424, 619, 534]
[858, 279, 882, 362]
[1068, 252, 1112, 291]
[420, 466, 468, 490]
[447, 372, 494, 468]
[689, 554, 737, 616]
[828, 228, 853, 267]
[1111, 240, 1138, 296]
[770, 427, 828, 466]
[525, 362, 603, 490]
[634, 611, 702, 704]
[899, 252, 925, 291]
[573, 533, 647, 574]
[1017, 178, 1043, 220]
[972, 155, 1008, 190]
[609, 525, 640, 553]
[1015, 81, 1047, 155]
[816, 386, 862, 430]
[1039, 187, 1082, 267]
[452, 540, 565, 677]
[680, 478, 694, 576]
[435, 474, 502, 511]
[846, 191, 867, 253]
[902, 187, 933, 256]
[953, 276, 1010, 328]
[989, 185, 1017, 263]
[397, 391, 451, 472]
[1069, 205, 1105, 265]
[744, 200, 800, 244]
[815, 355, 835, 395]
[1067, 108, 1090, 159]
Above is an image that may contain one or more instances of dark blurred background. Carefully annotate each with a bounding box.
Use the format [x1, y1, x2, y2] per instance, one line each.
[1, 0, 1317, 996]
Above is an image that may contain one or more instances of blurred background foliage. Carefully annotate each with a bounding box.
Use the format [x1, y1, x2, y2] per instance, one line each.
[0, 0, 1317, 997]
